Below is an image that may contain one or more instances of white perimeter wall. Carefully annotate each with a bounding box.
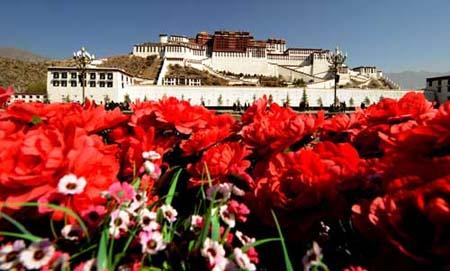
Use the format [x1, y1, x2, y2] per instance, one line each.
[116, 86, 431, 107]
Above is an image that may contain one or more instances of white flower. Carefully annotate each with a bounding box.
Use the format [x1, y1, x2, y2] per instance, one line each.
[206, 183, 245, 201]
[0, 240, 25, 270]
[302, 241, 323, 270]
[160, 204, 178, 223]
[201, 238, 226, 267]
[190, 215, 204, 231]
[81, 258, 96, 271]
[143, 161, 161, 179]
[219, 205, 236, 228]
[235, 231, 256, 246]
[57, 174, 87, 195]
[212, 257, 238, 271]
[206, 183, 232, 201]
[19, 240, 55, 270]
[142, 150, 161, 161]
[139, 209, 160, 232]
[61, 224, 83, 241]
[127, 192, 149, 216]
[139, 231, 166, 255]
[109, 210, 130, 239]
[233, 248, 256, 271]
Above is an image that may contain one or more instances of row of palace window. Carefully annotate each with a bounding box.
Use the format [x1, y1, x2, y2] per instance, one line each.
[53, 72, 114, 80]
[428, 79, 450, 88]
[52, 80, 113, 88]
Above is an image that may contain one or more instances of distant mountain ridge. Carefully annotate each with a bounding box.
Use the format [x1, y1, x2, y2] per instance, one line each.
[0, 47, 49, 62]
[386, 71, 450, 90]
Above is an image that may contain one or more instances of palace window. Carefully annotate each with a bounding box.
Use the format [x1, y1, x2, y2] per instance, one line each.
[90, 73, 96, 80]
[53, 81, 60, 87]
[62, 72, 67, 79]
[53, 72, 59, 79]
[438, 87, 442, 93]
[71, 81, 77, 87]
[71, 72, 77, 79]
[90, 81, 96, 87]
[100, 73, 106, 80]
[100, 82, 106, 88]
[107, 82, 113, 88]
[61, 81, 67, 87]
[107, 73, 113, 80]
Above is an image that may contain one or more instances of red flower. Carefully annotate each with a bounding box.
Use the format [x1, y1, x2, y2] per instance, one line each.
[227, 200, 250, 222]
[131, 97, 212, 134]
[0, 126, 119, 219]
[252, 142, 365, 235]
[0, 86, 13, 106]
[187, 142, 252, 186]
[242, 99, 322, 155]
[180, 114, 236, 156]
[352, 177, 450, 266]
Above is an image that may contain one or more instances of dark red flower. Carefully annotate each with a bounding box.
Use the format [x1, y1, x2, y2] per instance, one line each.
[187, 142, 252, 186]
[352, 177, 450, 266]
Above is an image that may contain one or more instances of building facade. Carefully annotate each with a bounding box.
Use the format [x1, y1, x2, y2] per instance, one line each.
[426, 75, 450, 103]
[47, 66, 134, 102]
[131, 30, 391, 88]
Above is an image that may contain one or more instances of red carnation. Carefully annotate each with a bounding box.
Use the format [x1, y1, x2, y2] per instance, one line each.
[188, 142, 252, 187]
[0, 86, 13, 106]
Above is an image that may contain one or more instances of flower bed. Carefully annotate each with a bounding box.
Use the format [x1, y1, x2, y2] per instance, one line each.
[0, 86, 449, 270]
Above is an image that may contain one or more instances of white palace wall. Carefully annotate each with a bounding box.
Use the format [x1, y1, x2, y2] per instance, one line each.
[116, 86, 429, 107]
[209, 54, 272, 76]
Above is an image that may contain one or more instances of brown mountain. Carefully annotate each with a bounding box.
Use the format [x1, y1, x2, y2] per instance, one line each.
[0, 47, 49, 62]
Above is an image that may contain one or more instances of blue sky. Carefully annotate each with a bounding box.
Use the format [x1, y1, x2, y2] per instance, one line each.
[1, 0, 449, 72]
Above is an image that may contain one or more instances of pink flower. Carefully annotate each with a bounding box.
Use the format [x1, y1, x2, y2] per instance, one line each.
[139, 231, 166, 255]
[201, 238, 226, 268]
[190, 215, 204, 231]
[227, 200, 250, 223]
[108, 182, 136, 204]
[81, 205, 107, 227]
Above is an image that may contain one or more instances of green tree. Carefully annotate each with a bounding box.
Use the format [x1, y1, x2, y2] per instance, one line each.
[349, 97, 354, 106]
[124, 94, 132, 104]
[301, 88, 308, 104]
[317, 97, 323, 107]
[26, 80, 47, 94]
[364, 96, 371, 105]
[63, 94, 71, 103]
[293, 78, 306, 87]
[379, 95, 384, 101]
[103, 95, 110, 104]
[217, 94, 223, 106]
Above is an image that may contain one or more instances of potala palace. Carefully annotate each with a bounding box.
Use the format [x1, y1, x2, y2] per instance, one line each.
[132, 31, 399, 89]
[16, 30, 433, 106]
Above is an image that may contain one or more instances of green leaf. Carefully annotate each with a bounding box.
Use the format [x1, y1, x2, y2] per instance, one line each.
[211, 214, 220, 241]
[0, 212, 36, 236]
[271, 209, 294, 271]
[3, 202, 90, 241]
[165, 168, 182, 206]
[0, 231, 41, 242]
[97, 229, 109, 271]
[31, 115, 42, 125]
[241, 237, 280, 252]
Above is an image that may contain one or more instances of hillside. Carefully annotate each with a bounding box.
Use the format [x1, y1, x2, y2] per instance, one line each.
[0, 57, 49, 94]
[386, 71, 450, 89]
[167, 64, 228, 85]
[0, 47, 49, 62]
[99, 55, 161, 80]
